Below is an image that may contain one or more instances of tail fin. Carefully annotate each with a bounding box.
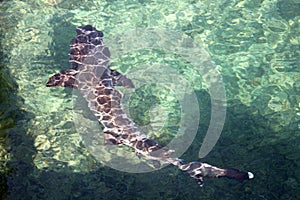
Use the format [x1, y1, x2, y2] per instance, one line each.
[179, 162, 254, 187]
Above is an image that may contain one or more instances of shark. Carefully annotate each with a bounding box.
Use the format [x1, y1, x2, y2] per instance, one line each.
[46, 25, 254, 187]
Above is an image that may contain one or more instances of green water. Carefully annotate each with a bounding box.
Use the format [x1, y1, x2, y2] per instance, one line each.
[0, 0, 299, 199]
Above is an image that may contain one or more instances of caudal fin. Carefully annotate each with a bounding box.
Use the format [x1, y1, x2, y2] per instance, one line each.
[179, 162, 254, 187]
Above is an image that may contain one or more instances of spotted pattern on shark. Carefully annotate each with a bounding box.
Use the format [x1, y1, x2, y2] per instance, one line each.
[46, 25, 254, 187]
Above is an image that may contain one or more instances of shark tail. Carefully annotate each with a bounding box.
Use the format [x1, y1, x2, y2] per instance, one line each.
[178, 161, 254, 187]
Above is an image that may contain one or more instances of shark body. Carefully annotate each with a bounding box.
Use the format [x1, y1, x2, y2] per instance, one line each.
[46, 25, 253, 186]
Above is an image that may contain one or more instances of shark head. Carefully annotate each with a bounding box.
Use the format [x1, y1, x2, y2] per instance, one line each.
[69, 25, 110, 69]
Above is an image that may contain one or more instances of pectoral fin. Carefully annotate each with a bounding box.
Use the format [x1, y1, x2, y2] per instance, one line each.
[46, 69, 78, 88]
[111, 69, 134, 88]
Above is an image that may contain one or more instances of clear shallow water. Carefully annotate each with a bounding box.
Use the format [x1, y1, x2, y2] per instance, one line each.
[0, 0, 299, 199]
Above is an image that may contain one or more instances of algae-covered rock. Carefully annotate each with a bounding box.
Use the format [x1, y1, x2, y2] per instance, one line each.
[0, 47, 19, 200]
